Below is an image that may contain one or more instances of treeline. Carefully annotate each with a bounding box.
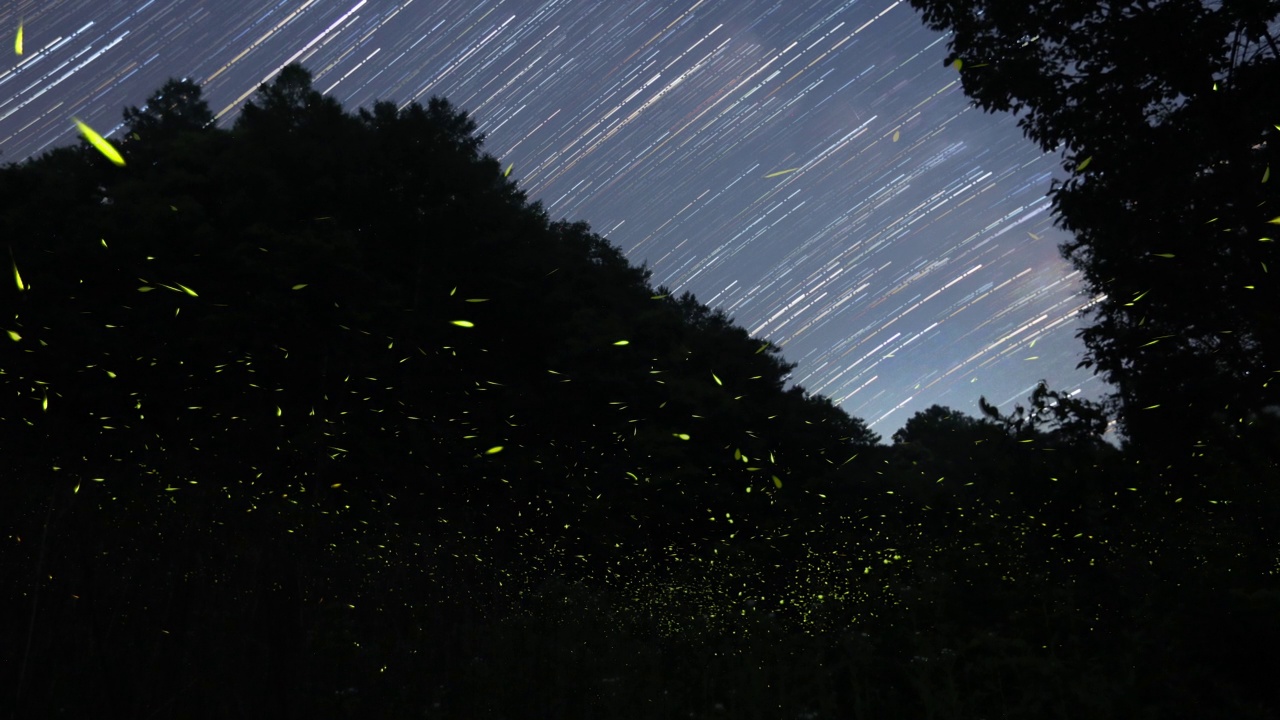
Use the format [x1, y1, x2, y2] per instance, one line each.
[1, 65, 1275, 719]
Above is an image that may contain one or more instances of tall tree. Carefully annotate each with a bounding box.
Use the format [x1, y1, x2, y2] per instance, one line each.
[908, 0, 1280, 455]
[122, 77, 215, 140]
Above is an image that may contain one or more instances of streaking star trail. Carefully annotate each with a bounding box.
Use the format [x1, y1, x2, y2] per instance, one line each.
[0, 0, 1107, 435]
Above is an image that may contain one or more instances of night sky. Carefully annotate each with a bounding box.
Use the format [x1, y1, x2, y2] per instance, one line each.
[0, 0, 1110, 437]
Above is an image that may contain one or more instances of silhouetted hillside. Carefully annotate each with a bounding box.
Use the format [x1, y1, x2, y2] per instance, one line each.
[2, 66, 1276, 720]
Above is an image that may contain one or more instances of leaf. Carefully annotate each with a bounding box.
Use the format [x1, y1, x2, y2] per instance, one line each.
[72, 118, 125, 166]
[1075, 155, 1092, 171]
[1264, 165, 1271, 183]
[450, 320, 474, 327]
[14, 21, 21, 56]
[892, 130, 900, 142]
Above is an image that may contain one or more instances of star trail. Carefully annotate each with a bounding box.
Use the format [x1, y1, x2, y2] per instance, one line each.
[0, 0, 1109, 436]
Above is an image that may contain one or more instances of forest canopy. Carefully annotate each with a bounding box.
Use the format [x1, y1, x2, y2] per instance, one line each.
[1, 63, 1276, 720]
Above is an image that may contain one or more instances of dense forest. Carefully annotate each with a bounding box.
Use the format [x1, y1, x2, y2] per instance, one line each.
[2, 9, 1278, 715]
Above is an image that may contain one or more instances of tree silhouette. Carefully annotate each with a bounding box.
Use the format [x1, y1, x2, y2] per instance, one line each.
[2, 63, 1275, 720]
[975, 380, 1111, 449]
[908, 0, 1280, 457]
[122, 77, 215, 140]
[892, 403, 990, 446]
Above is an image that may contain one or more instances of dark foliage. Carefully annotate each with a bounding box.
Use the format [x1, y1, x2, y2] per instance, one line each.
[1, 65, 1275, 719]
[908, 0, 1280, 458]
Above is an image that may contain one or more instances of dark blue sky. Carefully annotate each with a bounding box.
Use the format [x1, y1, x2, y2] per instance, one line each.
[0, 0, 1111, 437]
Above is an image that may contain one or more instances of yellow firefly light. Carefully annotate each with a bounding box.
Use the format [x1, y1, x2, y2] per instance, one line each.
[73, 118, 125, 166]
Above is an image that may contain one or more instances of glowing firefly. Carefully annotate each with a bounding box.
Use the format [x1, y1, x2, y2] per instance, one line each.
[73, 118, 125, 166]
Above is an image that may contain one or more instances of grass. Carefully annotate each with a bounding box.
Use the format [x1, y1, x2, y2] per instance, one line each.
[293, 575, 1272, 720]
[8, 531, 1274, 719]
